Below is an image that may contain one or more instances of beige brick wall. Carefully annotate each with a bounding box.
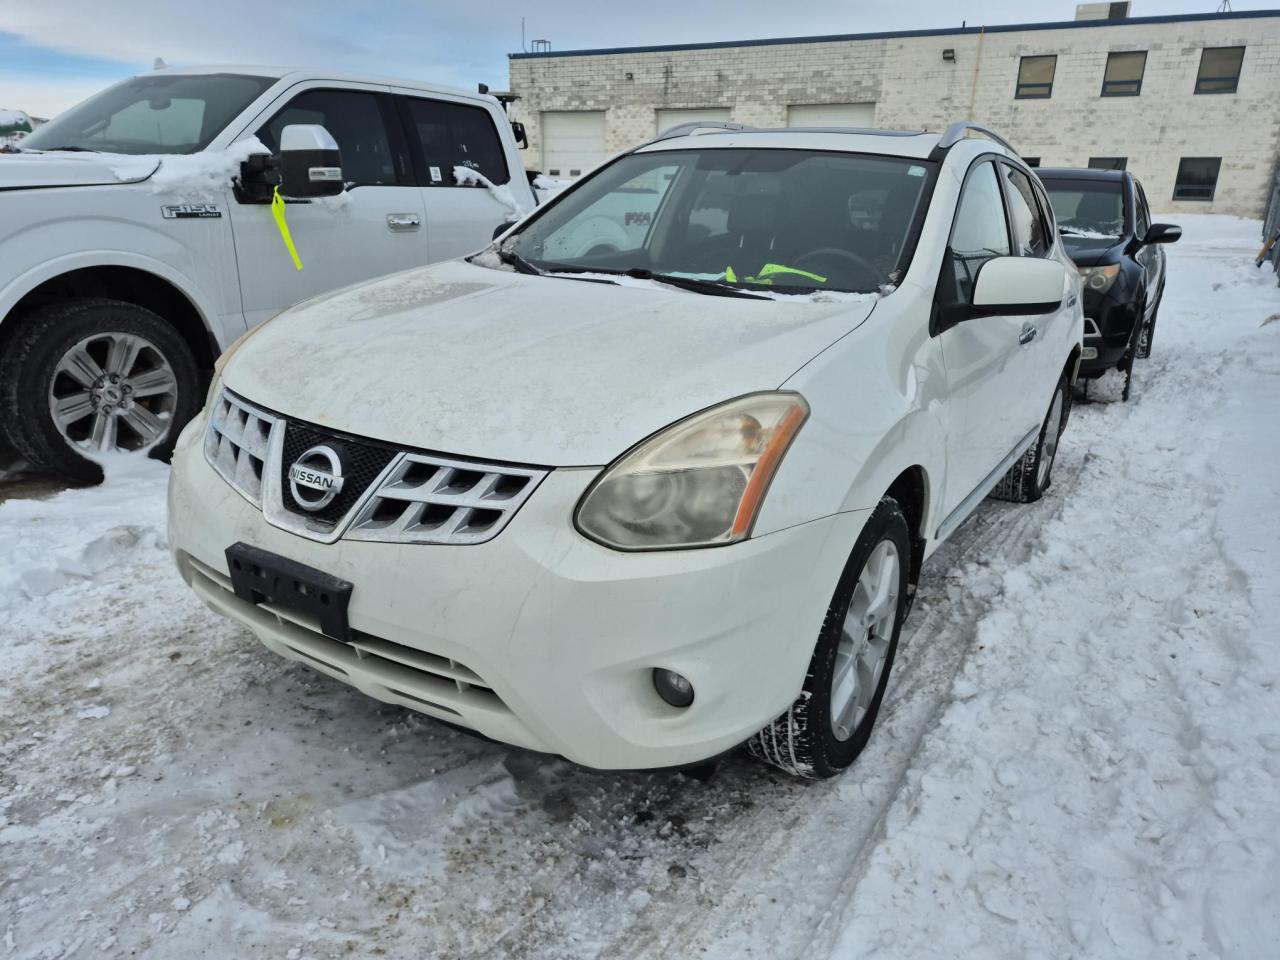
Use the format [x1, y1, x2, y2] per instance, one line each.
[509, 14, 1280, 217]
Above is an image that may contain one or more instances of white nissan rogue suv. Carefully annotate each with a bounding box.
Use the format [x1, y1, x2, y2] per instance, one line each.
[168, 121, 1082, 779]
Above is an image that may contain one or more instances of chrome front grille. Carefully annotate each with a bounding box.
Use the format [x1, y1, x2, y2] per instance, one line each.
[203, 388, 547, 545]
[346, 453, 544, 545]
[205, 391, 280, 506]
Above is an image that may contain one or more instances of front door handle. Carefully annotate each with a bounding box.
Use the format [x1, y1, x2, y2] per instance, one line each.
[387, 213, 421, 232]
[1019, 325, 1037, 346]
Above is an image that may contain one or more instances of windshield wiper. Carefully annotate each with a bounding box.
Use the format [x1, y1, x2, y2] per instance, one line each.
[617, 268, 770, 300]
[495, 248, 542, 275]
[28, 146, 98, 153]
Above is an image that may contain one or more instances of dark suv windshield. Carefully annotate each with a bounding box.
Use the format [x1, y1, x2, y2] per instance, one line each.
[1042, 179, 1127, 240]
[23, 73, 274, 156]
[507, 148, 934, 294]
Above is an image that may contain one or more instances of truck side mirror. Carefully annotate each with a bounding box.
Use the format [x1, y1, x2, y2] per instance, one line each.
[279, 124, 344, 199]
[510, 120, 529, 150]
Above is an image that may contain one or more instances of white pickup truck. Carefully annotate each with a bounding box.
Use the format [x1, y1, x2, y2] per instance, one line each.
[0, 66, 536, 480]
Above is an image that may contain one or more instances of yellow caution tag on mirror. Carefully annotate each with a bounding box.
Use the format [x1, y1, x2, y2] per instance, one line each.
[271, 186, 303, 270]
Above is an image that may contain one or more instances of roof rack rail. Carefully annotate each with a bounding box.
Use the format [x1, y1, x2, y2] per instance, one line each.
[649, 120, 755, 143]
[935, 121, 1018, 155]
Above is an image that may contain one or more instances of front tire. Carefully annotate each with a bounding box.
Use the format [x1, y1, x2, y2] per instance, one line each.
[991, 372, 1068, 504]
[0, 299, 201, 482]
[747, 497, 911, 779]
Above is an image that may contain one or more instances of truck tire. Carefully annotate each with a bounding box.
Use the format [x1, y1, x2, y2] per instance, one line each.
[990, 372, 1068, 504]
[747, 497, 911, 779]
[0, 298, 201, 483]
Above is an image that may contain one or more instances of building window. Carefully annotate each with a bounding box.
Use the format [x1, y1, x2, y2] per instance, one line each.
[1173, 157, 1221, 201]
[1088, 156, 1127, 171]
[1016, 56, 1057, 99]
[1022, 157, 1041, 167]
[1101, 51, 1146, 96]
[1195, 46, 1244, 94]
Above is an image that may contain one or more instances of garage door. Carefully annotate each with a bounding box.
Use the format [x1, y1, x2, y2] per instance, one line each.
[655, 107, 732, 136]
[786, 103, 877, 128]
[541, 111, 606, 179]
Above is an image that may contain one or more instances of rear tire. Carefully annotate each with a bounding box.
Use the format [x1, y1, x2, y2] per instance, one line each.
[747, 497, 911, 780]
[0, 298, 201, 483]
[990, 372, 1068, 504]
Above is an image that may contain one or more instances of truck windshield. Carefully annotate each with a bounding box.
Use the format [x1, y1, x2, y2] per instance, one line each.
[23, 73, 274, 156]
[506, 148, 934, 294]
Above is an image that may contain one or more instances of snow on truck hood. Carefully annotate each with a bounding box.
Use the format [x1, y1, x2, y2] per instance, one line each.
[222, 260, 879, 466]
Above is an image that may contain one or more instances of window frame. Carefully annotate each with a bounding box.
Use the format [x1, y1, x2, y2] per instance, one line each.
[1100, 50, 1147, 97]
[1133, 178, 1151, 238]
[1173, 156, 1222, 202]
[998, 160, 1054, 259]
[1015, 55, 1058, 100]
[396, 93, 512, 188]
[933, 155, 1015, 335]
[253, 86, 411, 188]
[1194, 46, 1244, 95]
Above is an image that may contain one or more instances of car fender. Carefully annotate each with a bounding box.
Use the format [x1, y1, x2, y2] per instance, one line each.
[0, 213, 230, 346]
[754, 295, 949, 544]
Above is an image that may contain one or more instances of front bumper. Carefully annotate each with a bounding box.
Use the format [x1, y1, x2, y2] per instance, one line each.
[1079, 294, 1140, 376]
[168, 416, 866, 770]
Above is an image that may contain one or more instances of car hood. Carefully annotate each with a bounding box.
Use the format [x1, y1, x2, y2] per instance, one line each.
[0, 152, 160, 189]
[1059, 236, 1125, 269]
[222, 260, 878, 466]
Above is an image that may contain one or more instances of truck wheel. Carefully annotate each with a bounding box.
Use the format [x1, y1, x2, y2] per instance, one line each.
[990, 373, 1068, 504]
[747, 497, 910, 779]
[0, 298, 200, 483]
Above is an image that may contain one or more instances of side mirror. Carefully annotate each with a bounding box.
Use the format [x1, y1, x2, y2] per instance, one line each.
[279, 124, 343, 199]
[492, 220, 518, 241]
[969, 257, 1065, 316]
[510, 120, 529, 150]
[1143, 223, 1181, 245]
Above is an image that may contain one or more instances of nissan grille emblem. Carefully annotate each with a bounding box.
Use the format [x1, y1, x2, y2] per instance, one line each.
[288, 445, 345, 512]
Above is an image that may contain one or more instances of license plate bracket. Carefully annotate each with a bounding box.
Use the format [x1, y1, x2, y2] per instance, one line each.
[225, 542, 353, 642]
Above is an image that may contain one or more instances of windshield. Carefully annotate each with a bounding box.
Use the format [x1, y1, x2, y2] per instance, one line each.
[1042, 179, 1127, 240]
[505, 148, 934, 294]
[23, 73, 274, 155]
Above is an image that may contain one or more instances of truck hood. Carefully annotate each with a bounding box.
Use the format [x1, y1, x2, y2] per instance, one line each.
[222, 260, 878, 466]
[0, 152, 159, 189]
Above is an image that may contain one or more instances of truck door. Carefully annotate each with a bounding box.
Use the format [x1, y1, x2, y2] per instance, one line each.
[393, 91, 528, 260]
[227, 84, 428, 330]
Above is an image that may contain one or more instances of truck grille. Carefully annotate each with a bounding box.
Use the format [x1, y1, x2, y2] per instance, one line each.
[203, 388, 547, 545]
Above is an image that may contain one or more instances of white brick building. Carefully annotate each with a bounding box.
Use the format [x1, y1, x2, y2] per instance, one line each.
[508, 8, 1280, 216]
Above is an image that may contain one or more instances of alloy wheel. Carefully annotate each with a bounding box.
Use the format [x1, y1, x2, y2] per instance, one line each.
[830, 539, 900, 741]
[47, 332, 178, 455]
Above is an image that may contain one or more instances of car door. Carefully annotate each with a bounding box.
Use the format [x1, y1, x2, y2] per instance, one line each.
[1132, 178, 1162, 318]
[227, 84, 428, 330]
[998, 161, 1069, 416]
[394, 92, 522, 260]
[936, 158, 1029, 518]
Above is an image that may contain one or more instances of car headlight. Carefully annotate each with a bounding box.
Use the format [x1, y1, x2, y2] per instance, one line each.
[1078, 264, 1120, 294]
[575, 392, 809, 551]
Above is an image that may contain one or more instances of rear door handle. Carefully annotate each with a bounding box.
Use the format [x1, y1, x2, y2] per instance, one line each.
[387, 213, 421, 232]
[1019, 325, 1037, 346]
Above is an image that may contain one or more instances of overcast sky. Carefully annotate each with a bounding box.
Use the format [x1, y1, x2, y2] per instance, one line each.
[1, 0, 1272, 117]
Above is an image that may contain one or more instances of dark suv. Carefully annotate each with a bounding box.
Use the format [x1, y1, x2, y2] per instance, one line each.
[1037, 168, 1180, 400]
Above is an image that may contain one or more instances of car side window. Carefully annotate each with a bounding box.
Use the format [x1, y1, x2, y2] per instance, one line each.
[403, 97, 510, 186]
[257, 89, 398, 186]
[946, 161, 1011, 303]
[1001, 165, 1050, 257]
[1134, 180, 1151, 237]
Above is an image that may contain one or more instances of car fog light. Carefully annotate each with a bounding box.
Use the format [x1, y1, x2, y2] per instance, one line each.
[653, 668, 695, 708]
[1081, 346, 1099, 360]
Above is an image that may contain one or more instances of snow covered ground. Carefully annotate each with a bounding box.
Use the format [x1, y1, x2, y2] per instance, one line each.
[2, 215, 1277, 959]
